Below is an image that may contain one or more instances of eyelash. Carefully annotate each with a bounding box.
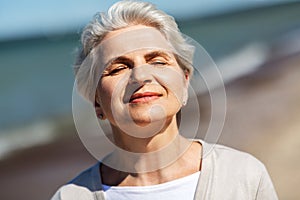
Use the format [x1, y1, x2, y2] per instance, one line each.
[102, 65, 128, 76]
[151, 61, 167, 66]
[110, 65, 127, 74]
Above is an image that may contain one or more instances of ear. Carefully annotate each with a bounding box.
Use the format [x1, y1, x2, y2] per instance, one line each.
[184, 72, 190, 86]
[182, 71, 190, 106]
[95, 99, 106, 120]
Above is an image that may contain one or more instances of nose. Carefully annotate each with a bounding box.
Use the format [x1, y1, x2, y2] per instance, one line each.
[129, 65, 153, 85]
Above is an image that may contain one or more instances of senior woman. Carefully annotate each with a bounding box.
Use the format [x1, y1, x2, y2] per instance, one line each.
[52, 1, 278, 199]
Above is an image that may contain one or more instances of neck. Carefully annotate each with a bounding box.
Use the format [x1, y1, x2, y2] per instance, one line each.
[104, 115, 193, 173]
[111, 115, 180, 153]
[100, 138, 202, 186]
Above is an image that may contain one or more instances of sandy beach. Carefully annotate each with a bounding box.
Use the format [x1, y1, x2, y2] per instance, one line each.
[0, 53, 299, 200]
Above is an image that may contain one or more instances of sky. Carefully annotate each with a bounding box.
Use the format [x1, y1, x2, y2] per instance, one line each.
[0, 0, 285, 40]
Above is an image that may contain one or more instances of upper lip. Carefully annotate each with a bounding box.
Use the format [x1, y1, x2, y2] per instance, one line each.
[129, 92, 162, 102]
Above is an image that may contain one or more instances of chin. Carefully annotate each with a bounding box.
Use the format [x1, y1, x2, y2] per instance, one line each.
[133, 112, 175, 127]
[131, 114, 162, 125]
[137, 118, 163, 125]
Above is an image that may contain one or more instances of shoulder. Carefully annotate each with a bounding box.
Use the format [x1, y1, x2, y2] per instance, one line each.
[194, 140, 278, 199]
[201, 140, 266, 172]
[69, 163, 101, 190]
[211, 143, 265, 170]
[204, 142, 278, 199]
[51, 184, 96, 200]
[50, 163, 104, 200]
[201, 141, 268, 186]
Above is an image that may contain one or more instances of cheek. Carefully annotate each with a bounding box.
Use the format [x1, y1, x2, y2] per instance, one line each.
[153, 68, 186, 99]
[97, 80, 114, 108]
[98, 75, 129, 107]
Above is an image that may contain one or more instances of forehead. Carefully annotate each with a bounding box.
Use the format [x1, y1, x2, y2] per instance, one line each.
[93, 26, 175, 66]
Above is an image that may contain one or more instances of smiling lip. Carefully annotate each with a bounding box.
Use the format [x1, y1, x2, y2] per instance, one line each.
[129, 92, 162, 103]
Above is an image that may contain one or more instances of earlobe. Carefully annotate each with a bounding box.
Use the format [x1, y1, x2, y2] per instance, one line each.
[182, 89, 188, 106]
[98, 113, 105, 120]
[95, 100, 106, 120]
[182, 73, 189, 106]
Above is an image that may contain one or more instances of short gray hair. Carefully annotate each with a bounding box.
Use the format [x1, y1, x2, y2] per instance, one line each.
[75, 0, 194, 102]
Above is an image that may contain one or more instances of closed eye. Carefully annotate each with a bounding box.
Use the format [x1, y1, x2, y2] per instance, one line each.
[150, 61, 167, 65]
[149, 58, 169, 66]
[145, 51, 174, 67]
[102, 64, 129, 76]
[110, 65, 127, 74]
[102, 56, 133, 77]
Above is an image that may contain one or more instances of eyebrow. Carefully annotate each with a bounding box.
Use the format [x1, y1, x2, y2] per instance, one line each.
[144, 51, 172, 61]
[105, 56, 134, 69]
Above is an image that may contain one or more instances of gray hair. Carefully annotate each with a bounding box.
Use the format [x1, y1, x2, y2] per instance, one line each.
[75, 0, 194, 102]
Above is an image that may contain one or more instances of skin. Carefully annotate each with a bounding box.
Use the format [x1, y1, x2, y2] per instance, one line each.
[95, 25, 202, 186]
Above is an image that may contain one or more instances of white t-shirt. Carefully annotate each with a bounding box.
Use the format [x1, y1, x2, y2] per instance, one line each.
[102, 171, 200, 200]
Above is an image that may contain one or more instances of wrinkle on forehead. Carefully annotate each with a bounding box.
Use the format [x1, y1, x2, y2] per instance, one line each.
[93, 27, 175, 68]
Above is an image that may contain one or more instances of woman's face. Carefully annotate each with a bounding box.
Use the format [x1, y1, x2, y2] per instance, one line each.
[95, 26, 189, 130]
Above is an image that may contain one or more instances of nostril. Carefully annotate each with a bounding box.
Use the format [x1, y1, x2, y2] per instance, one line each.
[143, 79, 152, 84]
[129, 77, 152, 85]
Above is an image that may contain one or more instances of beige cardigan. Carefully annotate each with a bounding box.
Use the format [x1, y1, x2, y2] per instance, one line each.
[51, 140, 278, 200]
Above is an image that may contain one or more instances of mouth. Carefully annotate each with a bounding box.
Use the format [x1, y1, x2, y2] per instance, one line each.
[129, 92, 162, 103]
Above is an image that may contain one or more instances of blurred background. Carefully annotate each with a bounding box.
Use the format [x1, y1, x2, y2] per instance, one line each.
[0, 0, 300, 199]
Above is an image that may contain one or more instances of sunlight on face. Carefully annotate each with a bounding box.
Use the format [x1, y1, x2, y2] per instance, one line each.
[95, 26, 189, 137]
